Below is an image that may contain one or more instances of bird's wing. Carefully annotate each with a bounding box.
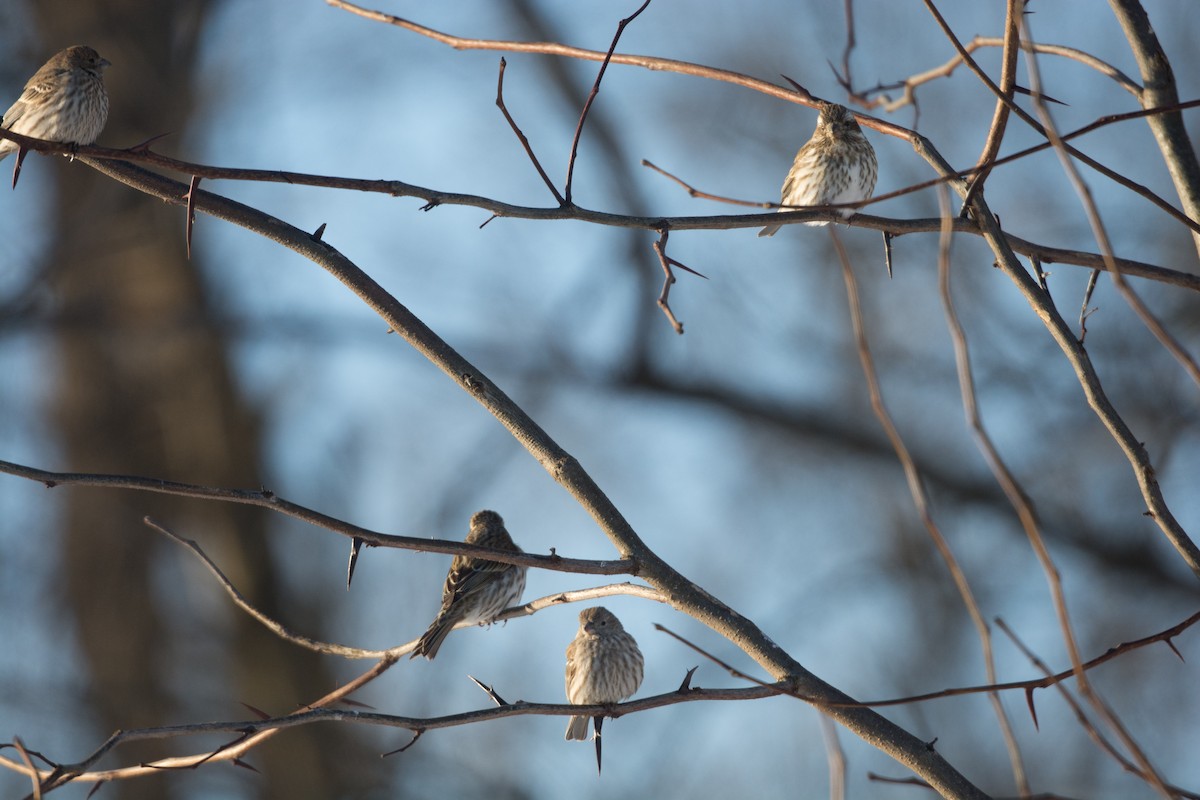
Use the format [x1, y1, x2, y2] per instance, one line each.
[440, 555, 510, 607]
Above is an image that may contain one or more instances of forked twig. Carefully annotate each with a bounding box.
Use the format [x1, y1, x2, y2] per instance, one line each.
[651, 229, 707, 334]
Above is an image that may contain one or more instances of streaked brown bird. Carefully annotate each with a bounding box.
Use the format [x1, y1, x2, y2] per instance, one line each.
[410, 510, 527, 660]
[758, 102, 877, 236]
[0, 46, 111, 162]
[565, 606, 644, 773]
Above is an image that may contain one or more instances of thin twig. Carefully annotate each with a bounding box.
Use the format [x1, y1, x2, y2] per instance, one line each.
[1018, 21, 1187, 796]
[915, 0, 1200, 582]
[917, 0, 1200, 239]
[860, 35, 1142, 114]
[854, 608, 1200, 707]
[1109, 0, 1200, 259]
[650, 229, 707, 334]
[961, 0, 1022, 209]
[653, 624, 792, 696]
[24, 657, 399, 792]
[12, 738, 41, 800]
[563, 0, 652, 204]
[936, 182, 1032, 794]
[819, 715, 847, 800]
[1021, 18, 1200, 387]
[640, 99, 1200, 237]
[832, 220, 1031, 795]
[326, 0, 816, 105]
[145, 517, 382, 658]
[832, 0, 856, 99]
[495, 57, 565, 205]
[996, 620, 1192, 799]
[7, 608, 1195, 789]
[0, 459, 632, 575]
[3, 684, 785, 789]
[148, 514, 663, 658]
[4, 121, 1198, 271]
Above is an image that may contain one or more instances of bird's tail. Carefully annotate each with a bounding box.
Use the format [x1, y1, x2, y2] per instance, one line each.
[564, 714, 590, 741]
[410, 615, 454, 660]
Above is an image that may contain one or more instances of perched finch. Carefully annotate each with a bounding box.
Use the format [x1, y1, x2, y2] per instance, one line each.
[565, 606, 644, 772]
[0, 46, 111, 162]
[758, 102, 877, 236]
[410, 510, 527, 660]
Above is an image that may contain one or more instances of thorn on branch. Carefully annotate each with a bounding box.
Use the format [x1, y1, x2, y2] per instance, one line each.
[240, 702, 271, 720]
[1012, 84, 1067, 105]
[653, 623, 785, 695]
[183, 175, 202, 259]
[1165, 637, 1184, 662]
[382, 730, 423, 757]
[1077, 268, 1100, 344]
[127, 131, 175, 154]
[1031, 255, 1050, 293]
[468, 675, 509, 707]
[311, 223, 327, 242]
[347, 537, 363, 589]
[232, 758, 259, 773]
[11, 147, 28, 189]
[779, 74, 816, 104]
[651, 229, 696, 335]
[677, 665, 699, 692]
[883, 231, 894, 279]
[336, 696, 376, 710]
[593, 715, 604, 773]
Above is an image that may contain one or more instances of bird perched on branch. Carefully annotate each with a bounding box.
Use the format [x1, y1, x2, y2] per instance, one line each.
[410, 510, 527, 660]
[758, 102, 877, 236]
[565, 606, 644, 773]
[0, 46, 111, 162]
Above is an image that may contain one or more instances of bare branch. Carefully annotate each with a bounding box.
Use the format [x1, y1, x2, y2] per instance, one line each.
[996, 621, 1187, 799]
[915, 0, 1200, 579]
[0, 458, 632, 575]
[51, 152, 991, 800]
[1020, 18, 1200, 388]
[1109, 0, 1200, 259]
[861, 36, 1142, 114]
[147, 514, 664, 658]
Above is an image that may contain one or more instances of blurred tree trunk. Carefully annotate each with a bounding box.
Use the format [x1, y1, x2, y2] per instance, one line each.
[29, 2, 363, 797]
